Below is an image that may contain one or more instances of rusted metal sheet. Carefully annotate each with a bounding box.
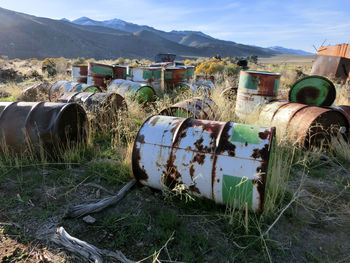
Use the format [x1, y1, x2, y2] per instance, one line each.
[57, 92, 126, 115]
[235, 70, 280, 120]
[159, 97, 218, 120]
[259, 101, 349, 147]
[108, 79, 156, 104]
[49, 81, 101, 102]
[289, 76, 336, 106]
[311, 55, 350, 80]
[132, 115, 275, 212]
[0, 102, 87, 155]
[72, 65, 88, 84]
[317, 44, 350, 59]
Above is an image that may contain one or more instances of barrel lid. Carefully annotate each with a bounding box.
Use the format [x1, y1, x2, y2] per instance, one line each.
[135, 86, 156, 104]
[289, 75, 336, 106]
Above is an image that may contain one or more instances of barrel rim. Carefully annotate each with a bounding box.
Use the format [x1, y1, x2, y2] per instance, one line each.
[289, 75, 336, 106]
[242, 70, 281, 76]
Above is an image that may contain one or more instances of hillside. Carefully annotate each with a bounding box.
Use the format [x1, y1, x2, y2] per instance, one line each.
[0, 7, 279, 59]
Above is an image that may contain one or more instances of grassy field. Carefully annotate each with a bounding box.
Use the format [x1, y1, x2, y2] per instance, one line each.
[0, 56, 349, 262]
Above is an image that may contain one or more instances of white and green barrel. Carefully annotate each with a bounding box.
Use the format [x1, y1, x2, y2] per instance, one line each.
[235, 71, 280, 121]
[108, 79, 156, 104]
[132, 115, 275, 212]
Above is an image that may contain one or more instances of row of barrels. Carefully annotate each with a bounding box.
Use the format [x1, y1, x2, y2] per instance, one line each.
[72, 63, 196, 92]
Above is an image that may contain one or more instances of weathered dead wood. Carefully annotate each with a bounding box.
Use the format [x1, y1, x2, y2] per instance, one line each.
[65, 179, 136, 218]
[51, 227, 135, 263]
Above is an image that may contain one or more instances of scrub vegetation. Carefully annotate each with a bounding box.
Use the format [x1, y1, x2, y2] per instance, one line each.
[0, 56, 349, 262]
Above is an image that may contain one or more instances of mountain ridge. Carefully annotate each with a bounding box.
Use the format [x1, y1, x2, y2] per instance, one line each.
[0, 8, 312, 59]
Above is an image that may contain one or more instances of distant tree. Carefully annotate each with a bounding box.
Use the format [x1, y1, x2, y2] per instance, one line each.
[248, 54, 258, 64]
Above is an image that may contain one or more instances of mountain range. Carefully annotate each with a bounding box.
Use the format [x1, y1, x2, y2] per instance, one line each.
[0, 7, 314, 60]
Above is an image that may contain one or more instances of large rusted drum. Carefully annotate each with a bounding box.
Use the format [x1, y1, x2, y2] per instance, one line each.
[108, 79, 156, 104]
[289, 76, 336, 106]
[159, 97, 218, 120]
[259, 101, 349, 147]
[49, 81, 101, 102]
[72, 65, 88, 83]
[0, 102, 88, 155]
[132, 115, 275, 212]
[235, 71, 280, 120]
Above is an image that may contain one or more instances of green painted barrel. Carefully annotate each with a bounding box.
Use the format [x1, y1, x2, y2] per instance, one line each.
[72, 84, 101, 93]
[289, 76, 336, 106]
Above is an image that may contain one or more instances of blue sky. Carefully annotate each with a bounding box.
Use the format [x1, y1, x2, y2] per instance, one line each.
[1, 0, 349, 52]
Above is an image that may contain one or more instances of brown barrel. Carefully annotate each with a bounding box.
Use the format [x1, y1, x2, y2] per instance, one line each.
[0, 102, 88, 156]
[259, 101, 349, 147]
[159, 97, 218, 120]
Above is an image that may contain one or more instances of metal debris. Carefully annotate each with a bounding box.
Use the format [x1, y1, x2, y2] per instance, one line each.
[132, 115, 275, 212]
[311, 44, 350, 80]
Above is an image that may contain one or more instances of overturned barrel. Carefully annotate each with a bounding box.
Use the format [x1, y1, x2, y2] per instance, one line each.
[159, 97, 218, 120]
[72, 65, 88, 83]
[289, 75, 336, 106]
[190, 80, 215, 95]
[49, 81, 101, 102]
[132, 115, 275, 212]
[235, 71, 280, 121]
[0, 102, 88, 155]
[108, 79, 156, 104]
[57, 92, 126, 115]
[259, 101, 348, 147]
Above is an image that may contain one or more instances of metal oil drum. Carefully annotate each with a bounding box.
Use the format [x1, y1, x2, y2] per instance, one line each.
[235, 70, 280, 121]
[132, 115, 275, 212]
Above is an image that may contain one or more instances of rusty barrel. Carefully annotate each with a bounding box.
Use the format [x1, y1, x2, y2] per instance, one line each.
[190, 80, 215, 95]
[49, 81, 101, 102]
[259, 101, 349, 147]
[114, 65, 127, 80]
[108, 79, 156, 104]
[289, 76, 336, 106]
[57, 92, 127, 115]
[159, 97, 218, 120]
[72, 65, 88, 83]
[235, 70, 280, 120]
[0, 102, 87, 155]
[132, 115, 275, 212]
[88, 62, 114, 89]
[128, 67, 162, 82]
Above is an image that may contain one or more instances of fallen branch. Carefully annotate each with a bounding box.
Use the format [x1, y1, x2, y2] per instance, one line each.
[65, 179, 136, 218]
[51, 227, 134, 263]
